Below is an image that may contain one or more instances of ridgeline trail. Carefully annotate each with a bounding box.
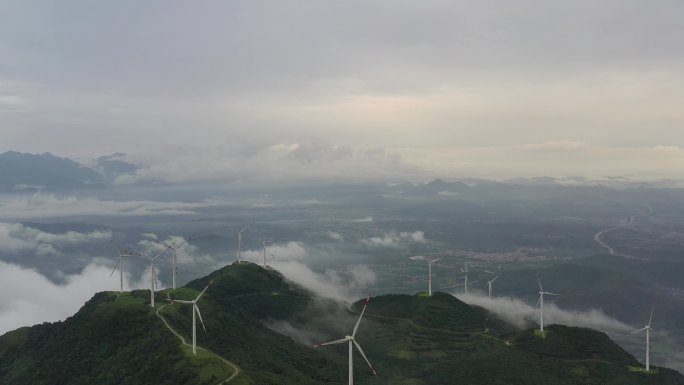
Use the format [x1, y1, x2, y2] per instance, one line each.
[156, 304, 242, 385]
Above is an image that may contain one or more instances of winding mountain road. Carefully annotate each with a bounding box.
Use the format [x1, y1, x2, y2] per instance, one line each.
[156, 304, 242, 384]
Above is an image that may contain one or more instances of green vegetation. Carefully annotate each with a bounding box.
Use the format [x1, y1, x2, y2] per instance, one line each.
[1, 262, 682, 385]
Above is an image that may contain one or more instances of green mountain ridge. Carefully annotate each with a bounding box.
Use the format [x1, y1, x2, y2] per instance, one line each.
[0, 262, 682, 385]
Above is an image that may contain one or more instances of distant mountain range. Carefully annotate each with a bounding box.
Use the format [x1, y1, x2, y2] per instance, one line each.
[1, 150, 682, 193]
[0, 151, 138, 192]
[0, 262, 681, 384]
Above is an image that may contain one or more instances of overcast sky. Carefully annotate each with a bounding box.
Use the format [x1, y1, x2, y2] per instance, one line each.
[1, 1, 683, 181]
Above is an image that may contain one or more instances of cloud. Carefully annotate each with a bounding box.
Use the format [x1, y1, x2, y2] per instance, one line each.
[361, 230, 427, 248]
[113, 142, 420, 184]
[351, 217, 374, 223]
[240, 242, 376, 301]
[455, 292, 632, 334]
[240, 241, 309, 264]
[136, 235, 216, 265]
[0, 262, 124, 334]
[327, 232, 344, 241]
[0, 193, 220, 220]
[0, 222, 111, 256]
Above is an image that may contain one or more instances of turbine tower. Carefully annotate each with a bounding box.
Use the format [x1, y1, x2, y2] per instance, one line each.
[155, 238, 187, 290]
[487, 275, 499, 299]
[536, 278, 558, 333]
[169, 280, 214, 355]
[260, 240, 271, 267]
[109, 240, 134, 293]
[462, 263, 469, 295]
[313, 296, 377, 385]
[631, 306, 655, 371]
[138, 250, 168, 307]
[411, 256, 442, 296]
[236, 224, 252, 264]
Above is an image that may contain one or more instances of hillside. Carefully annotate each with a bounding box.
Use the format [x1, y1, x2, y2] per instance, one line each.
[0, 262, 682, 385]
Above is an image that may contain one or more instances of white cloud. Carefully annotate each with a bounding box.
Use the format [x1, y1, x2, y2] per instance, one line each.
[114, 142, 419, 185]
[240, 242, 375, 301]
[361, 230, 427, 248]
[351, 217, 374, 223]
[136, 235, 215, 265]
[0, 193, 220, 220]
[327, 232, 344, 241]
[455, 292, 633, 334]
[0, 262, 120, 334]
[0, 222, 111, 256]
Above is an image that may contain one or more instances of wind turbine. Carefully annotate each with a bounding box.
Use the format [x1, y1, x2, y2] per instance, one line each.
[487, 275, 499, 299]
[236, 224, 252, 264]
[138, 250, 168, 307]
[461, 263, 470, 295]
[313, 296, 377, 385]
[410, 256, 442, 296]
[631, 306, 655, 371]
[109, 240, 134, 293]
[169, 280, 213, 356]
[259, 240, 271, 267]
[536, 278, 558, 333]
[155, 238, 188, 289]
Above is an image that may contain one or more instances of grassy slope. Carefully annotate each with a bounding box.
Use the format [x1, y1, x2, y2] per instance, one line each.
[0, 291, 230, 385]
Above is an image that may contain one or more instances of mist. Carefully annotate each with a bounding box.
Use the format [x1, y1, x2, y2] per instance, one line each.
[455, 292, 633, 334]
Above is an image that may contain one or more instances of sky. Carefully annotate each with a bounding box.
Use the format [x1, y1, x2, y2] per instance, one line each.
[1, 0, 684, 181]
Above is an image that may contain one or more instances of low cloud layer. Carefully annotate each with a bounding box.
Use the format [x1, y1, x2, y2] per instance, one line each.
[0, 222, 111, 257]
[241, 241, 376, 301]
[456, 292, 633, 334]
[361, 230, 426, 248]
[114, 142, 420, 184]
[0, 261, 152, 335]
[0, 193, 219, 220]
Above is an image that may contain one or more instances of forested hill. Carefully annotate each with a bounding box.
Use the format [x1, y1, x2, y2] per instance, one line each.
[0, 262, 682, 385]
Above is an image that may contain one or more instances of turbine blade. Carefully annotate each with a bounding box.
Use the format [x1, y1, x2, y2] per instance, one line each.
[195, 305, 206, 332]
[352, 295, 371, 337]
[173, 300, 193, 304]
[155, 240, 173, 249]
[631, 327, 648, 334]
[195, 280, 214, 301]
[432, 257, 443, 263]
[648, 305, 654, 327]
[176, 240, 187, 249]
[110, 258, 121, 277]
[538, 277, 543, 292]
[152, 248, 168, 261]
[313, 338, 348, 347]
[491, 275, 499, 283]
[544, 292, 559, 296]
[353, 340, 377, 376]
[535, 294, 541, 309]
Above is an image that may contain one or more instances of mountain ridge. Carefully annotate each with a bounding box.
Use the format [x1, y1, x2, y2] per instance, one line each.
[0, 262, 682, 384]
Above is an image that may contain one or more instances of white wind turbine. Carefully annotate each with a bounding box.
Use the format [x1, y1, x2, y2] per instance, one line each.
[138, 250, 168, 307]
[236, 224, 252, 264]
[260, 240, 271, 267]
[631, 306, 655, 371]
[169, 280, 214, 356]
[109, 241, 134, 293]
[313, 296, 377, 385]
[536, 278, 558, 333]
[155, 238, 188, 289]
[460, 263, 470, 295]
[487, 275, 500, 299]
[410, 256, 442, 296]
